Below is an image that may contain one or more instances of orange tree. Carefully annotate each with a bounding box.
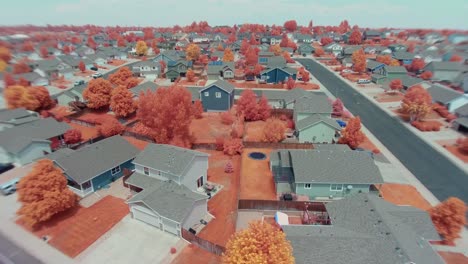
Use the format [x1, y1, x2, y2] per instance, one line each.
[401, 85, 432, 122]
[351, 49, 366, 73]
[262, 118, 286, 143]
[17, 159, 77, 227]
[186, 69, 195, 82]
[338, 116, 365, 149]
[237, 89, 271, 121]
[135, 40, 148, 56]
[186, 43, 201, 62]
[110, 86, 137, 117]
[222, 220, 294, 264]
[0, 60, 7, 72]
[429, 197, 467, 244]
[109, 66, 133, 86]
[191, 100, 203, 119]
[4, 85, 53, 111]
[83, 78, 113, 109]
[223, 48, 234, 62]
[269, 44, 282, 56]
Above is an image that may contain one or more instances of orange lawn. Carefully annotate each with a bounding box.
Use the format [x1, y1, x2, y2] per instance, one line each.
[394, 109, 442, 122]
[437, 139, 468, 163]
[190, 113, 232, 144]
[378, 183, 432, 211]
[171, 245, 222, 264]
[374, 92, 404, 103]
[74, 70, 94, 77]
[122, 136, 150, 150]
[197, 150, 240, 247]
[69, 122, 99, 141]
[51, 78, 71, 89]
[437, 251, 468, 264]
[240, 148, 277, 200]
[295, 82, 320, 90]
[244, 120, 267, 142]
[107, 59, 127, 66]
[357, 135, 379, 153]
[48, 105, 74, 118]
[17, 196, 129, 258]
[75, 110, 116, 123]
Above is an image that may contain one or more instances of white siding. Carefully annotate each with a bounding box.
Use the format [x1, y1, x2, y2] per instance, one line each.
[134, 164, 181, 184]
[16, 142, 51, 166]
[448, 96, 468, 112]
[0, 147, 12, 164]
[161, 217, 179, 236]
[131, 204, 161, 227]
[182, 199, 208, 230]
[181, 156, 209, 191]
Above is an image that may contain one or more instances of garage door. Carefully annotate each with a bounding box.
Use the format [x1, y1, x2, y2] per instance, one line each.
[162, 219, 179, 236]
[131, 206, 160, 227]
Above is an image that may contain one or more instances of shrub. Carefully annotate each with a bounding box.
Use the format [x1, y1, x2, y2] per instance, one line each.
[279, 114, 288, 121]
[286, 119, 295, 129]
[170, 247, 177, 254]
[220, 111, 234, 125]
[215, 137, 225, 151]
[372, 149, 380, 154]
[411, 121, 442, 132]
[224, 161, 234, 173]
[262, 118, 286, 143]
[230, 122, 244, 139]
[97, 119, 124, 137]
[223, 138, 244, 156]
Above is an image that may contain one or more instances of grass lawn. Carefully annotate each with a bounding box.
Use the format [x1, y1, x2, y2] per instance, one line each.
[122, 136, 150, 150]
[190, 113, 231, 144]
[17, 196, 129, 258]
[69, 122, 99, 141]
[357, 135, 380, 153]
[197, 149, 240, 247]
[437, 251, 468, 264]
[437, 139, 468, 163]
[171, 245, 221, 264]
[107, 59, 127, 66]
[244, 120, 266, 142]
[375, 92, 404, 103]
[378, 183, 432, 211]
[240, 148, 277, 200]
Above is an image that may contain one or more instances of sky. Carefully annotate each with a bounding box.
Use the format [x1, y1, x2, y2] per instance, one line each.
[1, 0, 467, 30]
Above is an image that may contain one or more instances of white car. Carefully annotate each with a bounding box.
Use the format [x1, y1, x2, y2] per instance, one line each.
[92, 73, 103, 79]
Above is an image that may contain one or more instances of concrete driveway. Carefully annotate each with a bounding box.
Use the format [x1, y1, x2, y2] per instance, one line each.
[76, 215, 179, 264]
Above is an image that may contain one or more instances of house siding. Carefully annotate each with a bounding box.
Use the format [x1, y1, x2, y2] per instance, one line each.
[181, 156, 209, 191]
[298, 122, 339, 143]
[91, 159, 135, 190]
[201, 85, 232, 112]
[295, 113, 329, 122]
[15, 142, 51, 166]
[448, 96, 468, 112]
[181, 199, 208, 230]
[295, 183, 371, 200]
[134, 163, 181, 184]
[261, 69, 297, 84]
[0, 147, 12, 164]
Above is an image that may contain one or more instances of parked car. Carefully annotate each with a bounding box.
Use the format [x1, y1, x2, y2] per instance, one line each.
[74, 80, 85, 86]
[90, 66, 98, 71]
[357, 79, 371, 84]
[92, 73, 103, 79]
[0, 178, 19, 196]
[342, 69, 353, 73]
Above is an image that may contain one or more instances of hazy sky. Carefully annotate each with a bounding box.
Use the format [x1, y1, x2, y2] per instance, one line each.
[2, 0, 467, 29]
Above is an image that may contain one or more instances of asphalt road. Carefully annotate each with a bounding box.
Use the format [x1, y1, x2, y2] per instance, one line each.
[0, 232, 43, 264]
[296, 58, 468, 204]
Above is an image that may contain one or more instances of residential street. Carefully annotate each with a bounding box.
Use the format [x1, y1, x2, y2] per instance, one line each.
[296, 58, 468, 204]
[0, 232, 43, 264]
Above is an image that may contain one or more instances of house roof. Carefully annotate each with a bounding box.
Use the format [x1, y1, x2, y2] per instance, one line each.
[313, 144, 351, 151]
[364, 30, 381, 36]
[343, 46, 362, 55]
[399, 75, 424, 88]
[455, 103, 468, 116]
[42, 148, 76, 161]
[130, 81, 159, 97]
[384, 66, 408, 74]
[266, 56, 286, 69]
[200, 79, 235, 94]
[392, 51, 415, 60]
[0, 117, 70, 154]
[0, 108, 34, 122]
[186, 86, 202, 101]
[16, 72, 44, 82]
[127, 177, 207, 223]
[258, 51, 275, 57]
[296, 114, 342, 131]
[366, 60, 385, 70]
[455, 117, 468, 128]
[427, 84, 463, 104]
[125, 171, 160, 189]
[284, 193, 443, 264]
[132, 143, 209, 178]
[206, 61, 235, 75]
[54, 136, 139, 185]
[293, 94, 332, 114]
[425, 61, 463, 71]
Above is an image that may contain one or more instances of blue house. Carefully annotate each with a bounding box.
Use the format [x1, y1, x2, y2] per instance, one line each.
[199, 80, 235, 112]
[392, 51, 415, 65]
[260, 67, 297, 84]
[53, 136, 140, 197]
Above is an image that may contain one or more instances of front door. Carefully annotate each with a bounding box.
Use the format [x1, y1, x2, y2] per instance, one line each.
[197, 176, 204, 188]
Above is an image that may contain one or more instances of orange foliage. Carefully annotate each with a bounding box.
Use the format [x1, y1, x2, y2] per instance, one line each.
[0, 60, 6, 72]
[83, 78, 113, 109]
[110, 86, 137, 117]
[429, 197, 467, 244]
[223, 138, 244, 156]
[125, 77, 139, 89]
[137, 85, 193, 144]
[320, 37, 333, 46]
[0, 46, 11, 62]
[457, 137, 468, 154]
[221, 111, 235, 125]
[192, 100, 203, 119]
[245, 46, 259, 66]
[186, 44, 201, 61]
[3, 85, 54, 111]
[376, 55, 400, 66]
[16, 159, 77, 228]
[286, 76, 295, 90]
[223, 221, 294, 264]
[64, 129, 82, 144]
[109, 66, 133, 86]
[40, 46, 48, 58]
[78, 61, 86, 72]
[338, 116, 365, 149]
[21, 41, 34, 52]
[283, 20, 297, 32]
[262, 118, 286, 143]
[349, 30, 362, 44]
[389, 79, 403, 93]
[135, 40, 148, 56]
[401, 85, 432, 121]
[13, 61, 31, 74]
[351, 49, 366, 73]
[282, 51, 294, 63]
[237, 89, 271, 121]
[449, 55, 462, 62]
[410, 58, 425, 72]
[314, 47, 324, 57]
[269, 44, 282, 56]
[186, 69, 195, 82]
[97, 118, 124, 137]
[222, 48, 234, 62]
[30, 86, 55, 110]
[411, 121, 442, 131]
[420, 71, 433, 80]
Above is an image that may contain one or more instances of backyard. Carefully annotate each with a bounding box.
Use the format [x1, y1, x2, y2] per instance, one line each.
[239, 148, 277, 200]
[190, 113, 232, 144]
[69, 122, 99, 141]
[16, 195, 129, 258]
[171, 244, 222, 264]
[197, 149, 240, 247]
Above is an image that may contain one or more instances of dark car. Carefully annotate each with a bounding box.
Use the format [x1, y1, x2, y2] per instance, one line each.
[74, 80, 85, 86]
[0, 163, 14, 174]
[90, 66, 98, 71]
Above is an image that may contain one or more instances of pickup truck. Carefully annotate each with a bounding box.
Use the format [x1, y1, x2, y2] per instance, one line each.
[92, 73, 103, 79]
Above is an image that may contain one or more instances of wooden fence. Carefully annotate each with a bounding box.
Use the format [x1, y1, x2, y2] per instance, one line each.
[181, 229, 226, 256]
[70, 135, 105, 150]
[243, 141, 314, 149]
[238, 199, 327, 212]
[271, 109, 294, 119]
[192, 143, 218, 150]
[121, 131, 154, 142]
[69, 117, 99, 127]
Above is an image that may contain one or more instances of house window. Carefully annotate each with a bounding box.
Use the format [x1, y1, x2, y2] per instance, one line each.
[111, 165, 121, 175]
[330, 184, 343, 191]
[304, 183, 311, 189]
[197, 176, 204, 188]
[204, 92, 209, 97]
[215, 92, 221, 98]
[143, 167, 149, 176]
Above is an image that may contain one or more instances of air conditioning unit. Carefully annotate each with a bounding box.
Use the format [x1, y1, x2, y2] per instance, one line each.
[329, 195, 334, 199]
[347, 185, 353, 190]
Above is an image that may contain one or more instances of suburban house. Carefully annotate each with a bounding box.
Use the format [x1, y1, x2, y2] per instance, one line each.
[366, 60, 385, 74]
[293, 33, 314, 44]
[131, 61, 160, 80]
[0, 118, 70, 166]
[284, 193, 444, 264]
[293, 93, 333, 122]
[323, 43, 343, 56]
[454, 72, 468, 93]
[14, 72, 49, 86]
[371, 66, 408, 84]
[260, 66, 297, 84]
[253, 88, 319, 109]
[130, 81, 159, 98]
[0, 108, 39, 131]
[153, 51, 182, 64]
[206, 61, 235, 80]
[392, 51, 415, 65]
[427, 84, 468, 112]
[167, 60, 191, 77]
[363, 30, 382, 41]
[53, 136, 139, 197]
[84, 54, 107, 66]
[298, 44, 315, 56]
[270, 36, 282, 45]
[388, 44, 407, 52]
[165, 69, 181, 81]
[423, 61, 463, 82]
[53, 85, 85, 106]
[416, 50, 443, 64]
[199, 80, 235, 112]
[295, 114, 342, 144]
[454, 104, 468, 132]
[74, 46, 95, 57]
[258, 51, 275, 65]
[270, 149, 384, 200]
[126, 144, 210, 237]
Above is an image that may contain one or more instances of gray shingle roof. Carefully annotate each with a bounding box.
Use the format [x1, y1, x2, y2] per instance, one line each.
[284, 193, 443, 264]
[54, 136, 139, 184]
[206, 62, 235, 75]
[127, 178, 207, 223]
[399, 76, 424, 88]
[286, 149, 383, 184]
[392, 51, 415, 60]
[186, 86, 202, 101]
[455, 103, 468, 117]
[42, 148, 76, 161]
[293, 94, 332, 114]
[296, 114, 342, 131]
[266, 56, 286, 69]
[125, 171, 160, 189]
[130, 81, 159, 97]
[132, 144, 209, 178]
[201, 80, 235, 94]
[0, 108, 35, 122]
[385, 66, 408, 74]
[313, 144, 351, 151]
[0, 118, 71, 154]
[425, 61, 463, 71]
[455, 117, 468, 128]
[366, 60, 385, 70]
[427, 84, 463, 104]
